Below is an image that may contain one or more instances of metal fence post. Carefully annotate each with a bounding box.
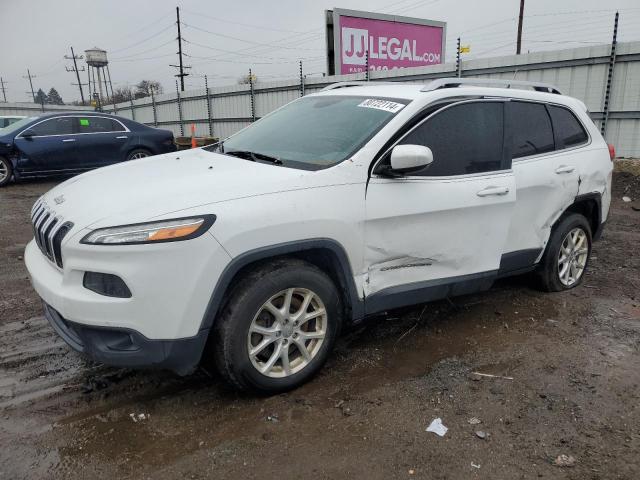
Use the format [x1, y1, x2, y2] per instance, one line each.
[205, 75, 213, 137]
[601, 11, 619, 137]
[129, 91, 135, 121]
[249, 68, 256, 122]
[299, 61, 305, 96]
[176, 80, 184, 136]
[365, 51, 370, 81]
[150, 87, 158, 127]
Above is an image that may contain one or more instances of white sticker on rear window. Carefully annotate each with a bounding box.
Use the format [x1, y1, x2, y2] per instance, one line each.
[357, 99, 405, 113]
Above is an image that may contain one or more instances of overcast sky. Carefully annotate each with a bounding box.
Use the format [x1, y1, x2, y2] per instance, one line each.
[1, 0, 639, 103]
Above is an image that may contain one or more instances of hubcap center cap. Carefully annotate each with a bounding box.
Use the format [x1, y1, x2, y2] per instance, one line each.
[282, 322, 294, 338]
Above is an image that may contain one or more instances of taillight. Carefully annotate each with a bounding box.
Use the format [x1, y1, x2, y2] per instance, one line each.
[608, 144, 616, 161]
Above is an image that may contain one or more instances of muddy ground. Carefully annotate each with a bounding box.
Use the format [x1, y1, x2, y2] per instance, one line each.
[1, 165, 639, 480]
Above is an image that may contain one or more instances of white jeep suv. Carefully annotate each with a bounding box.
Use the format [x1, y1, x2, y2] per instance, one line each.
[25, 78, 613, 393]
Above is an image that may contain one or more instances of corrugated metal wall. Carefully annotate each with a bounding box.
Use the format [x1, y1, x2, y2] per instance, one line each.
[0, 102, 93, 116]
[4, 41, 637, 155]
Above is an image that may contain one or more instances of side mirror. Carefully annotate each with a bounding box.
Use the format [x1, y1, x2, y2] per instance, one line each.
[389, 144, 433, 174]
[21, 129, 35, 139]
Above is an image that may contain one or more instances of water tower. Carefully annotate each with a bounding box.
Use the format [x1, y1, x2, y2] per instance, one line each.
[85, 47, 111, 107]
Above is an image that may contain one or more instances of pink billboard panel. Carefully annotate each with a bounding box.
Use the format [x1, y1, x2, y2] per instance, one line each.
[339, 15, 444, 75]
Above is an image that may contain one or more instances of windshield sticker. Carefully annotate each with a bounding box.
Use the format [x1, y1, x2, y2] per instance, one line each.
[79, 118, 90, 126]
[357, 99, 405, 113]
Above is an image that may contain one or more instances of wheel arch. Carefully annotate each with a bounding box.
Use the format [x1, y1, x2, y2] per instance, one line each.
[561, 192, 602, 240]
[199, 239, 364, 334]
[125, 145, 154, 159]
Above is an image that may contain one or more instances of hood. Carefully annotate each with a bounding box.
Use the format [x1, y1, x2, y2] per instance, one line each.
[40, 149, 344, 230]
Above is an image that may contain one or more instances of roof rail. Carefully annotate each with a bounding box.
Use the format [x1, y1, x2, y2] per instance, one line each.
[421, 77, 563, 95]
[321, 81, 398, 91]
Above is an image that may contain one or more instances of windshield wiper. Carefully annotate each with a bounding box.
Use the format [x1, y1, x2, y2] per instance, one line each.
[225, 150, 283, 165]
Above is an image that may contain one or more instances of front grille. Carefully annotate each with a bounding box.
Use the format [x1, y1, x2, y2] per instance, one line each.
[31, 200, 73, 268]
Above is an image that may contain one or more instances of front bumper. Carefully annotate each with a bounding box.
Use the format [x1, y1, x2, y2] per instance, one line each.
[43, 302, 208, 375]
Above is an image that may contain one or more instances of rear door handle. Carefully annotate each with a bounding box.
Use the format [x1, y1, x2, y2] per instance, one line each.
[555, 165, 575, 174]
[477, 186, 510, 197]
[115, 136, 128, 139]
[62, 138, 76, 143]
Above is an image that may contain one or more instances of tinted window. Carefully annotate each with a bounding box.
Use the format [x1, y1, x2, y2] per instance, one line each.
[510, 102, 554, 158]
[27, 117, 75, 136]
[399, 102, 504, 176]
[78, 116, 125, 133]
[548, 105, 588, 148]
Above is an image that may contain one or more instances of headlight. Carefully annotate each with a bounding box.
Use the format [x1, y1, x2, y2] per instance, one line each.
[81, 215, 216, 245]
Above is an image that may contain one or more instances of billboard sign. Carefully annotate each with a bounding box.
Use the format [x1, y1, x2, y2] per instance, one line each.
[326, 8, 446, 76]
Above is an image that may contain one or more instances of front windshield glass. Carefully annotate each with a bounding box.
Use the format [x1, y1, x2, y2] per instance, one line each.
[0, 117, 37, 135]
[210, 95, 409, 170]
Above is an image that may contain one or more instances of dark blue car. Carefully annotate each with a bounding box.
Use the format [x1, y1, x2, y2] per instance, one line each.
[0, 112, 176, 187]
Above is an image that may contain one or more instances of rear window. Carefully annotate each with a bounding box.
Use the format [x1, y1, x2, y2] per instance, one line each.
[548, 105, 588, 148]
[78, 117, 125, 133]
[510, 102, 555, 158]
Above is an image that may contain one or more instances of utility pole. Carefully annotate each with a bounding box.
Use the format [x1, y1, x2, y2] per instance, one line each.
[0, 77, 6, 102]
[171, 6, 190, 91]
[516, 0, 525, 54]
[24, 69, 36, 102]
[65, 47, 86, 105]
[456, 37, 461, 77]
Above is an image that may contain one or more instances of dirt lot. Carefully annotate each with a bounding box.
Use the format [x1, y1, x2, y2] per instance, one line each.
[1, 166, 639, 480]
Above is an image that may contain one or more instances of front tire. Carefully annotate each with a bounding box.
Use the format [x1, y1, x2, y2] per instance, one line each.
[0, 156, 13, 187]
[538, 213, 592, 292]
[211, 259, 342, 394]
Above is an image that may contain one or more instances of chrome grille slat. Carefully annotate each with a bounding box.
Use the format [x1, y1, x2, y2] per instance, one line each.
[47, 219, 64, 258]
[30, 201, 72, 269]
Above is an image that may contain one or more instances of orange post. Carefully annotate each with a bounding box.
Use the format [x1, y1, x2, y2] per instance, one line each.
[191, 123, 197, 148]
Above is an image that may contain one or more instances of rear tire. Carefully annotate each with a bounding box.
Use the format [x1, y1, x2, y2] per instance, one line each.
[211, 259, 342, 394]
[538, 213, 592, 292]
[0, 156, 13, 187]
[126, 149, 152, 161]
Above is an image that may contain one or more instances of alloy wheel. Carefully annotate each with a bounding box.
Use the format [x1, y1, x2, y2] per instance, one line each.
[557, 227, 589, 286]
[0, 161, 8, 183]
[130, 152, 149, 159]
[247, 288, 327, 378]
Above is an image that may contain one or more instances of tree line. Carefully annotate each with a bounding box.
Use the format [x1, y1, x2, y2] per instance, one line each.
[32, 80, 164, 106]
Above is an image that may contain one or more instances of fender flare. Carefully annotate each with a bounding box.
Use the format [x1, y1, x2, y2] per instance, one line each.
[198, 238, 364, 333]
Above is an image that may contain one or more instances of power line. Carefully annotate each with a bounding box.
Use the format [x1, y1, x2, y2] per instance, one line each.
[110, 23, 175, 54]
[111, 38, 175, 60]
[182, 22, 322, 52]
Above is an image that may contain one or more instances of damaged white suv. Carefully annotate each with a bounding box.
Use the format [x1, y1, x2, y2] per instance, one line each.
[25, 78, 613, 393]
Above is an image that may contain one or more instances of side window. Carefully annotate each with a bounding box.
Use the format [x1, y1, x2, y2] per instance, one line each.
[547, 105, 588, 149]
[509, 101, 554, 158]
[77, 117, 125, 133]
[27, 117, 75, 136]
[399, 102, 504, 176]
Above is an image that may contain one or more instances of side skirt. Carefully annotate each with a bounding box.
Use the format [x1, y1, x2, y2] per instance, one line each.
[497, 248, 542, 278]
[364, 270, 497, 316]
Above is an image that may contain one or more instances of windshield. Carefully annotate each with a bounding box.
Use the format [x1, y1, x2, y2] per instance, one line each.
[210, 95, 408, 170]
[0, 117, 38, 135]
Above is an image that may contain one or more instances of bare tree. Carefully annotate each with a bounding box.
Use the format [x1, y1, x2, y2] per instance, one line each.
[135, 80, 163, 98]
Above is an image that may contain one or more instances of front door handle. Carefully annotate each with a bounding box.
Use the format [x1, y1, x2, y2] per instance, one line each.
[115, 136, 128, 139]
[477, 186, 510, 197]
[555, 165, 575, 174]
[62, 138, 76, 143]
